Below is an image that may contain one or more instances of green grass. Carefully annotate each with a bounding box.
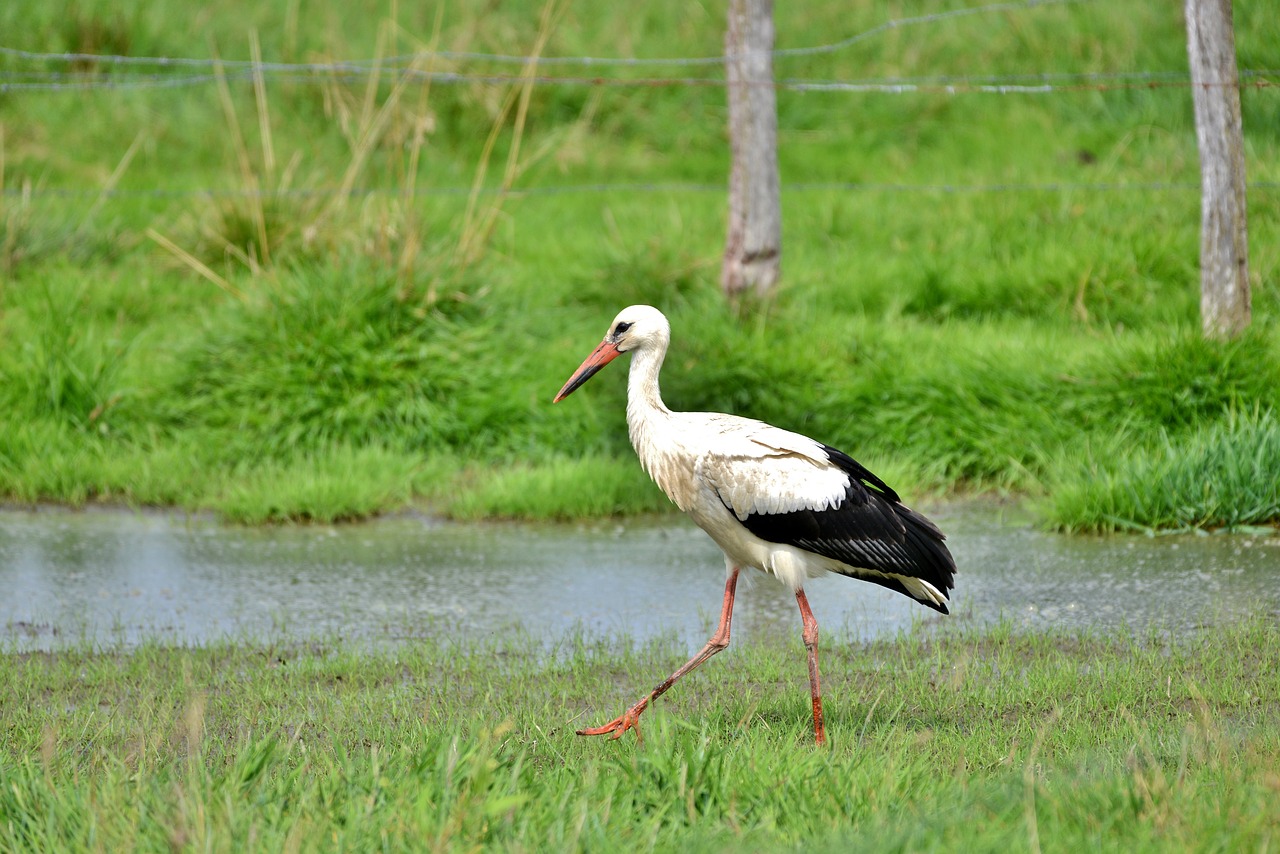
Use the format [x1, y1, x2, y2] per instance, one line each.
[1, 0, 1278, 528]
[444, 454, 674, 521]
[3, 619, 1278, 850]
[1050, 409, 1280, 533]
[206, 443, 428, 524]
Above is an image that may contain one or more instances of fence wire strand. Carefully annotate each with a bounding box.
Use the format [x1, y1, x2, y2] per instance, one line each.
[6, 180, 1279, 203]
[3, 65, 1277, 95]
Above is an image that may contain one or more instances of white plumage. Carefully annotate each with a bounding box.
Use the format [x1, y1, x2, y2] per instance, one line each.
[554, 304, 955, 745]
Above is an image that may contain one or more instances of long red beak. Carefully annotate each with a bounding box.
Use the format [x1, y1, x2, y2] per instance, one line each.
[553, 339, 622, 403]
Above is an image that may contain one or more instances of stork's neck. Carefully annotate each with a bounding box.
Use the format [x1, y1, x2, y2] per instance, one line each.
[625, 341, 673, 462]
[623, 333, 697, 512]
[626, 341, 670, 417]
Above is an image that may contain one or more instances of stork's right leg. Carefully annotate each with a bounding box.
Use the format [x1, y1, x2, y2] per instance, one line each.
[795, 587, 827, 746]
[577, 566, 741, 741]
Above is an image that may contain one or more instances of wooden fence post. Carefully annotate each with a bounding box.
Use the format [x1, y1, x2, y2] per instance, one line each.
[1185, 0, 1250, 338]
[722, 0, 781, 300]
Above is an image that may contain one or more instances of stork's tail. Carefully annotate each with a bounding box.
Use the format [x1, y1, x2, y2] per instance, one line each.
[891, 504, 956, 613]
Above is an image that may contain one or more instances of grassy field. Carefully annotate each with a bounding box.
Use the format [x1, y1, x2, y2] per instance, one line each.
[3, 619, 1278, 850]
[1, 0, 1279, 529]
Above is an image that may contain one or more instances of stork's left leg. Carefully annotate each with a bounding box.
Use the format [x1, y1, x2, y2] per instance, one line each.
[577, 566, 741, 741]
[795, 588, 827, 745]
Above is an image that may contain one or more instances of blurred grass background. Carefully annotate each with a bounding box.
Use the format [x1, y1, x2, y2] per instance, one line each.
[0, 0, 1277, 528]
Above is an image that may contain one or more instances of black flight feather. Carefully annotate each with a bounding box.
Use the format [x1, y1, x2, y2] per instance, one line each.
[724, 443, 956, 613]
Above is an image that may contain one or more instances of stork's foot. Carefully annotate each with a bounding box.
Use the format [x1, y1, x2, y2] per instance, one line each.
[576, 703, 646, 741]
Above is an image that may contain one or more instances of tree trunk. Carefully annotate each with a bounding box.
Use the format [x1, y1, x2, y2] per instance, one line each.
[1186, 0, 1250, 339]
[722, 0, 781, 300]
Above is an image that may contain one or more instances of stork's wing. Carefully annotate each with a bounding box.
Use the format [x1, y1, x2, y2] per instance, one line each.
[696, 420, 955, 612]
[694, 422, 849, 516]
[694, 420, 896, 521]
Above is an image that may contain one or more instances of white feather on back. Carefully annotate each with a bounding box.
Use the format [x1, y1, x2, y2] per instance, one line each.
[690, 416, 849, 521]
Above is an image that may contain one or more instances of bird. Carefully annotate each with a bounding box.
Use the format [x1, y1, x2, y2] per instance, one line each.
[553, 305, 955, 745]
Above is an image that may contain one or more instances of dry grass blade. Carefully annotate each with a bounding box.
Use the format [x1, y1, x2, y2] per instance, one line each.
[146, 228, 246, 302]
[213, 52, 270, 267]
[393, 6, 446, 287]
[454, 0, 567, 270]
[78, 130, 145, 231]
[250, 30, 276, 179]
[335, 24, 406, 203]
[311, 23, 430, 232]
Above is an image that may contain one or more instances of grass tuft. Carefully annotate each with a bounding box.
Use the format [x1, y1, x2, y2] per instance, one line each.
[1050, 409, 1280, 532]
[1069, 327, 1280, 433]
[0, 283, 133, 431]
[168, 261, 503, 456]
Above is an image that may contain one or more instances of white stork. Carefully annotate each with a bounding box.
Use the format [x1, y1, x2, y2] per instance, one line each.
[553, 305, 955, 745]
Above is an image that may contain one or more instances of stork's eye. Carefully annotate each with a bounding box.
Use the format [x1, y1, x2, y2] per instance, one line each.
[613, 321, 633, 336]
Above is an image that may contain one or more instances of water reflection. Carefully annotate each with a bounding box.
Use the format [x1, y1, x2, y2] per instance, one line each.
[2, 505, 1278, 651]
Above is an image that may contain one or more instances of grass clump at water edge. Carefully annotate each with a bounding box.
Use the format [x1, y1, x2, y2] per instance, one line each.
[1050, 408, 1280, 533]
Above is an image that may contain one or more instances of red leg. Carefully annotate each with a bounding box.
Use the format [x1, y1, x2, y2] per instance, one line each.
[795, 588, 827, 746]
[578, 566, 741, 741]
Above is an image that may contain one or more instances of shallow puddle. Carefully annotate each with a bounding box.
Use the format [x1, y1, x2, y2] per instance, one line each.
[2, 504, 1278, 650]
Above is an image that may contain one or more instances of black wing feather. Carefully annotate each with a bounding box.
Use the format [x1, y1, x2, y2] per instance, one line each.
[727, 443, 956, 613]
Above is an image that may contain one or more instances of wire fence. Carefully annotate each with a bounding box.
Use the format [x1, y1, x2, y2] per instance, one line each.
[1, 0, 1275, 202]
[1, 0, 1101, 77]
[1, 0, 1275, 95]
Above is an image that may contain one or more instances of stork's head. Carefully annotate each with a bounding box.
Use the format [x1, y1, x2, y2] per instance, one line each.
[553, 305, 669, 403]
